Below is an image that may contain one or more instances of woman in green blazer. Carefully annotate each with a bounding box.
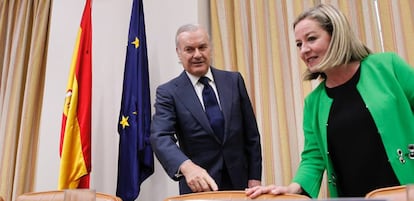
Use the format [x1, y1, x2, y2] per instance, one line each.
[246, 3, 414, 198]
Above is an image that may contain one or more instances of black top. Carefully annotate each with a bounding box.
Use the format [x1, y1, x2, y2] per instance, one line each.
[325, 67, 399, 197]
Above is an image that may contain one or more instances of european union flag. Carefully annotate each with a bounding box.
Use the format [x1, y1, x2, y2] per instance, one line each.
[116, 0, 154, 200]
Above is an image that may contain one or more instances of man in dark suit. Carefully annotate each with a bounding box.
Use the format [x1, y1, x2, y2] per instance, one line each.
[150, 23, 262, 194]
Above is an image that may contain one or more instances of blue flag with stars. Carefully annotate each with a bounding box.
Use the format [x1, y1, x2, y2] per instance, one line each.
[116, 0, 154, 200]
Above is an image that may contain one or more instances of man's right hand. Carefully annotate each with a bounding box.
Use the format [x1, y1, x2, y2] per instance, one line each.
[179, 160, 219, 192]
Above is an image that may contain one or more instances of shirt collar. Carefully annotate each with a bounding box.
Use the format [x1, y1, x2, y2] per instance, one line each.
[186, 67, 214, 86]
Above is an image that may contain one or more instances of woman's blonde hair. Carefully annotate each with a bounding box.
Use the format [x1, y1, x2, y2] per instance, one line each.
[293, 4, 372, 80]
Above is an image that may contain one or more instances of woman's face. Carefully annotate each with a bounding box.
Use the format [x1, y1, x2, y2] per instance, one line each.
[294, 18, 331, 72]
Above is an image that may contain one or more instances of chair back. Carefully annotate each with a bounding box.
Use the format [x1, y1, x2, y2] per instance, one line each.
[365, 185, 407, 201]
[16, 190, 122, 201]
[164, 190, 310, 201]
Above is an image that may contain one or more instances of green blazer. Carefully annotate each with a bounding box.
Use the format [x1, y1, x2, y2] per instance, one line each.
[292, 52, 414, 198]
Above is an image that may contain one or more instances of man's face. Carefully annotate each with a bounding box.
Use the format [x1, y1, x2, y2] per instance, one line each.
[176, 28, 211, 77]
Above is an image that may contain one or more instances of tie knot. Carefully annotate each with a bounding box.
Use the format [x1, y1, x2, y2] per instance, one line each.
[199, 76, 210, 86]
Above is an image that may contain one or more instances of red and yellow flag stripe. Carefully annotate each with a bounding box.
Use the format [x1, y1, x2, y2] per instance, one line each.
[59, 0, 92, 189]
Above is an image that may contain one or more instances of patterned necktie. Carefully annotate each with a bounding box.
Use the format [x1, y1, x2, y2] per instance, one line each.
[199, 76, 224, 141]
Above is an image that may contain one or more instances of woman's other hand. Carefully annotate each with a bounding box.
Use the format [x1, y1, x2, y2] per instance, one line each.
[245, 183, 303, 198]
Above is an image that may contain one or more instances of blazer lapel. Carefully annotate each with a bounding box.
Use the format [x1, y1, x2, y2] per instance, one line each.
[174, 72, 216, 137]
[211, 68, 232, 141]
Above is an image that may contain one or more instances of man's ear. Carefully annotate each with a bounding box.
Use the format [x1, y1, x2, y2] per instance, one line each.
[176, 48, 182, 61]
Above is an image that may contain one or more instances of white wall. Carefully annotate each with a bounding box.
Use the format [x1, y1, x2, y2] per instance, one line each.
[37, 0, 210, 200]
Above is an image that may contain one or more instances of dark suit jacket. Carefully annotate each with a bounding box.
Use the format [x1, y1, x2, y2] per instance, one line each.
[150, 67, 262, 194]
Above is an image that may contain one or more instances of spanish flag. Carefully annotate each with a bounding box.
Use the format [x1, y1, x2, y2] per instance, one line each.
[59, 0, 92, 189]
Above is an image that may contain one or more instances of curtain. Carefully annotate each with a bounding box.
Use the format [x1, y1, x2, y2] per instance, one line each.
[375, 0, 414, 63]
[0, 0, 52, 201]
[210, 0, 414, 198]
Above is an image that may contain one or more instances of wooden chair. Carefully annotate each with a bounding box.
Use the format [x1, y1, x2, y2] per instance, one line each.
[365, 185, 407, 201]
[164, 190, 311, 201]
[16, 190, 122, 201]
[0, 195, 4, 201]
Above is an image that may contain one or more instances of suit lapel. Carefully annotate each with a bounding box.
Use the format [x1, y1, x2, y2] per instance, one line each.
[211, 68, 232, 141]
[174, 72, 216, 137]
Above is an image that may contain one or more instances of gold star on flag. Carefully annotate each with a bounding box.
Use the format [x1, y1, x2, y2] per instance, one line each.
[120, 115, 130, 129]
[131, 37, 140, 48]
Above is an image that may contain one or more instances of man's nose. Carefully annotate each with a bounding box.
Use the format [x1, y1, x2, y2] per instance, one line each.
[193, 48, 202, 57]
